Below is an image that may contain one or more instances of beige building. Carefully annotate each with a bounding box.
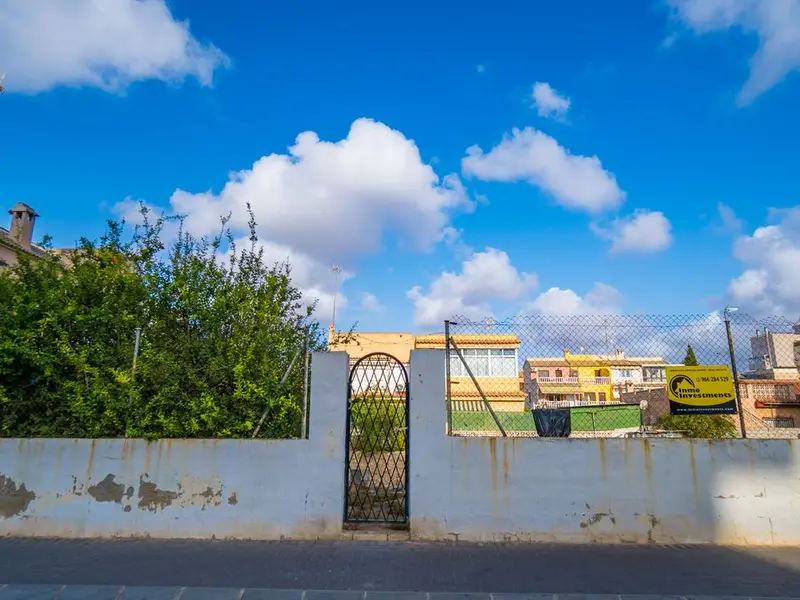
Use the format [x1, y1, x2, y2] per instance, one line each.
[0, 203, 49, 267]
[747, 327, 800, 381]
[328, 327, 526, 409]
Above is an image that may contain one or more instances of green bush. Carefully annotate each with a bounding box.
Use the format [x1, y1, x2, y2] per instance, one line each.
[350, 398, 407, 452]
[0, 205, 324, 439]
[659, 414, 737, 439]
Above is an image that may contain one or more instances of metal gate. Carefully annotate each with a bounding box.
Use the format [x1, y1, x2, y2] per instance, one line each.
[344, 352, 409, 525]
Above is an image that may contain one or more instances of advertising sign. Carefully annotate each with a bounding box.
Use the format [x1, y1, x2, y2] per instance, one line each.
[666, 365, 737, 415]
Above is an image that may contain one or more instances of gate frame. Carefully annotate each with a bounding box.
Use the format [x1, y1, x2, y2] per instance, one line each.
[343, 351, 410, 526]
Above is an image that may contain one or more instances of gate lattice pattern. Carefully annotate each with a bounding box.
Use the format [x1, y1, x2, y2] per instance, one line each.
[344, 353, 409, 524]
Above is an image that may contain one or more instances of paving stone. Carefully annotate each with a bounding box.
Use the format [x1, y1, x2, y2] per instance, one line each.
[0, 585, 65, 600]
[121, 587, 182, 600]
[59, 585, 123, 600]
[181, 589, 244, 600]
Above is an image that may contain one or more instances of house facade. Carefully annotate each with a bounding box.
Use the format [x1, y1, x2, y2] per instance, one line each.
[327, 327, 525, 408]
[522, 351, 614, 406]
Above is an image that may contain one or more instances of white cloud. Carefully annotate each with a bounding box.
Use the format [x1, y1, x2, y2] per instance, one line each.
[527, 283, 623, 316]
[166, 118, 471, 259]
[0, 0, 228, 93]
[728, 206, 800, 317]
[666, 0, 800, 104]
[407, 248, 537, 327]
[462, 128, 625, 213]
[115, 118, 470, 321]
[360, 292, 384, 313]
[717, 202, 745, 233]
[531, 82, 571, 119]
[593, 210, 673, 254]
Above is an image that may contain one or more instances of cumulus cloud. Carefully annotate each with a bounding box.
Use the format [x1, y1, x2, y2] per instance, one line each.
[0, 0, 229, 93]
[166, 118, 471, 259]
[728, 206, 800, 317]
[531, 82, 571, 119]
[527, 283, 624, 316]
[115, 118, 470, 319]
[666, 0, 800, 104]
[407, 248, 537, 327]
[462, 128, 625, 213]
[593, 210, 673, 254]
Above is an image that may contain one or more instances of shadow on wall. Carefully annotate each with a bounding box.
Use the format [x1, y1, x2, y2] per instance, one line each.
[409, 349, 800, 547]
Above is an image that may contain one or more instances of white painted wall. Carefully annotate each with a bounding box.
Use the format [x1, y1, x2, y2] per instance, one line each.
[0, 352, 349, 540]
[409, 349, 800, 545]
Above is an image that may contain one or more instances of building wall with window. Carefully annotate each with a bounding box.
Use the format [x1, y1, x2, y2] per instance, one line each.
[522, 351, 613, 405]
[739, 379, 800, 428]
[416, 334, 526, 410]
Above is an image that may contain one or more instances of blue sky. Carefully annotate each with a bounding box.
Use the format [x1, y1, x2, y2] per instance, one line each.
[2, 0, 799, 333]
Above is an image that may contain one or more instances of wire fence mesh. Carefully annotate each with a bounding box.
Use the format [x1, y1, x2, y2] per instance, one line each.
[444, 313, 800, 439]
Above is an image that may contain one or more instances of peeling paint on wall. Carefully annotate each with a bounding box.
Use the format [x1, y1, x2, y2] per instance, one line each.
[137, 475, 180, 513]
[87, 474, 132, 504]
[0, 474, 36, 518]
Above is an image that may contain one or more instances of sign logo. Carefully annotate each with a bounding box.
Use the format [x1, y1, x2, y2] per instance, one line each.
[666, 365, 737, 415]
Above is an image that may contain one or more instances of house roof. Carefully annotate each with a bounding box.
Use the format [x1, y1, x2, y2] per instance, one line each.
[0, 227, 48, 258]
[8, 202, 39, 216]
[415, 334, 521, 348]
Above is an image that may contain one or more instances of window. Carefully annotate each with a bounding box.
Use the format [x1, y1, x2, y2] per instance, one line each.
[598, 392, 607, 402]
[764, 417, 794, 428]
[618, 369, 634, 379]
[538, 369, 550, 379]
[643, 367, 666, 383]
[555, 369, 563, 378]
[569, 369, 578, 378]
[450, 348, 517, 378]
[595, 370, 602, 377]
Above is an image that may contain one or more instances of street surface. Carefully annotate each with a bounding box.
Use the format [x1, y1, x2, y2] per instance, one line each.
[1, 539, 800, 597]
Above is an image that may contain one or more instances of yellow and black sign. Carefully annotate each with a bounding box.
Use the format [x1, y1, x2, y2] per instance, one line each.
[666, 365, 738, 415]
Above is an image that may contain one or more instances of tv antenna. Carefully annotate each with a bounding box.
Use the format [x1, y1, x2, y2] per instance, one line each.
[331, 265, 342, 330]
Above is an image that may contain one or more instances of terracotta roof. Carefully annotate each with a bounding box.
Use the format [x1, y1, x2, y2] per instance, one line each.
[415, 334, 521, 348]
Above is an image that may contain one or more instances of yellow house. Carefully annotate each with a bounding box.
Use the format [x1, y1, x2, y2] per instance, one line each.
[522, 350, 614, 405]
[415, 333, 526, 411]
[327, 327, 526, 410]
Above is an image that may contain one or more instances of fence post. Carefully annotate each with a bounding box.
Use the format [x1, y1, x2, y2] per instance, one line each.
[724, 314, 747, 439]
[444, 320, 453, 435]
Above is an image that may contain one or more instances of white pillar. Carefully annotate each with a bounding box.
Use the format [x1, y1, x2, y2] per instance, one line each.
[409, 349, 450, 540]
[305, 351, 349, 536]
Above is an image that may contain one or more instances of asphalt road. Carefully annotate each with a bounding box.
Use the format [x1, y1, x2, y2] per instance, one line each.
[1, 540, 800, 597]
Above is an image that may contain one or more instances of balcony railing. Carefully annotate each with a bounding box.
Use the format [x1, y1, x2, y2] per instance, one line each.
[537, 377, 611, 385]
[538, 377, 579, 384]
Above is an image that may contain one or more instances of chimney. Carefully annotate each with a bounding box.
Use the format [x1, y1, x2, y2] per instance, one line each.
[8, 203, 39, 249]
[616, 349, 625, 359]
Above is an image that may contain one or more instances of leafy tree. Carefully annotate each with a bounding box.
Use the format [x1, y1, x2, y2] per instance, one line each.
[0, 204, 325, 439]
[683, 344, 698, 366]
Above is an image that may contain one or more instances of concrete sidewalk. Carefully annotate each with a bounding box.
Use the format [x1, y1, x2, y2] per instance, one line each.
[2, 540, 800, 597]
[1, 589, 799, 600]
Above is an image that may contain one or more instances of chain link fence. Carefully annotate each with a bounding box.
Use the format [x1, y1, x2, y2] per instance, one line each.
[444, 313, 800, 439]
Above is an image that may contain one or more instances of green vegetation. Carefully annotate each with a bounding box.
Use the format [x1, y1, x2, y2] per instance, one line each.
[0, 205, 324, 439]
[451, 404, 641, 433]
[350, 395, 407, 452]
[659, 414, 737, 439]
[683, 344, 698, 366]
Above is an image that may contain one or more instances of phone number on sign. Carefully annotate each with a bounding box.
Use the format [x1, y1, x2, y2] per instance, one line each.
[696, 376, 730, 383]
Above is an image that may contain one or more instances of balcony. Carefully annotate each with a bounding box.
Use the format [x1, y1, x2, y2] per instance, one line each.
[584, 377, 612, 385]
[537, 377, 611, 386]
[538, 377, 579, 385]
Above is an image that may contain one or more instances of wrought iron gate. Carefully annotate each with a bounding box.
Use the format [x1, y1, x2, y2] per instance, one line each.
[344, 352, 409, 525]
